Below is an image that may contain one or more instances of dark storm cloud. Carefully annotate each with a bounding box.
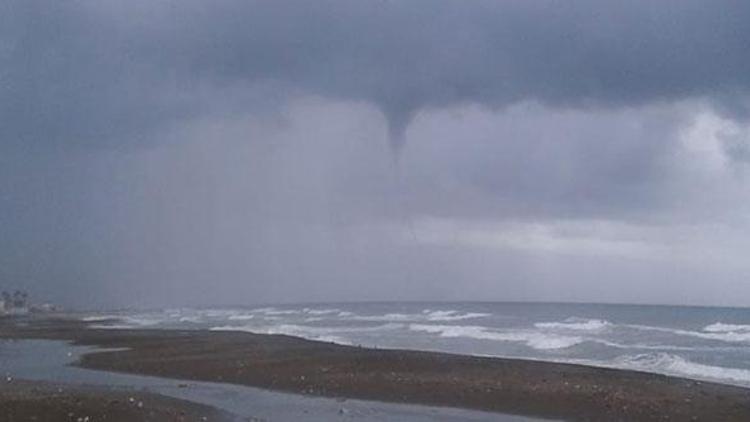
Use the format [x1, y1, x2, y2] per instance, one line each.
[2, 0, 750, 152]
[400, 104, 688, 221]
[6, 0, 750, 308]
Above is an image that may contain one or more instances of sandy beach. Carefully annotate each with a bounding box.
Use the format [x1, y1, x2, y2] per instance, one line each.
[0, 378, 236, 422]
[1, 315, 750, 421]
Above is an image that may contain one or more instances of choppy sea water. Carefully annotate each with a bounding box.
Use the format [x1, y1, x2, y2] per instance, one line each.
[84, 302, 750, 388]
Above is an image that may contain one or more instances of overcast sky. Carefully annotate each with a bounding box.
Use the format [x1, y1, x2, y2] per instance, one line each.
[3, 0, 750, 308]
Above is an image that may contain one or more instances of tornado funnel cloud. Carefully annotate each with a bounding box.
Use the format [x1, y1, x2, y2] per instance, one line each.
[382, 106, 416, 159]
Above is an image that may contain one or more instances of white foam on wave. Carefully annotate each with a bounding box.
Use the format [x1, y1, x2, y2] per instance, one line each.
[351, 313, 412, 322]
[703, 322, 750, 333]
[408, 324, 583, 350]
[535, 317, 611, 331]
[227, 314, 255, 321]
[246, 307, 301, 316]
[424, 310, 492, 321]
[200, 309, 243, 318]
[178, 316, 202, 323]
[693, 331, 750, 343]
[628, 324, 750, 343]
[592, 339, 741, 352]
[248, 307, 276, 313]
[243, 307, 342, 316]
[81, 315, 120, 322]
[303, 308, 341, 315]
[264, 309, 300, 316]
[529, 316, 750, 345]
[614, 353, 750, 385]
[351, 309, 490, 323]
[89, 324, 137, 329]
[88, 315, 166, 329]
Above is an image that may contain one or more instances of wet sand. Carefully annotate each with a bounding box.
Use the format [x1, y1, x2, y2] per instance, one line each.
[0, 378, 236, 422]
[4, 316, 750, 421]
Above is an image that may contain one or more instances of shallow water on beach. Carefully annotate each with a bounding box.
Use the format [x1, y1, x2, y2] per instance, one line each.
[0, 339, 549, 421]
[85, 301, 750, 387]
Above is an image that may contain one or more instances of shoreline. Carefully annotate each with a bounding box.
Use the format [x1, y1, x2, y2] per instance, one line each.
[4, 316, 750, 421]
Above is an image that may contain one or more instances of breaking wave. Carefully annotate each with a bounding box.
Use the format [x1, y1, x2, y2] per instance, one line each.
[303, 308, 342, 315]
[627, 324, 750, 344]
[425, 310, 492, 321]
[227, 314, 255, 321]
[177, 316, 202, 323]
[535, 317, 611, 331]
[352, 309, 490, 322]
[615, 353, 750, 385]
[200, 309, 244, 318]
[247, 307, 343, 316]
[408, 324, 583, 350]
[262, 309, 300, 316]
[88, 315, 165, 329]
[703, 323, 750, 333]
[81, 315, 120, 322]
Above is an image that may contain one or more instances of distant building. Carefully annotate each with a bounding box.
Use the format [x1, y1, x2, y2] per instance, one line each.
[0, 290, 30, 316]
[8, 306, 29, 316]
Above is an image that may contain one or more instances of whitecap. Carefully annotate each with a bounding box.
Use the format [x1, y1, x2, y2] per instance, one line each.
[263, 309, 300, 315]
[703, 322, 750, 333]
[614, 352, 750, 385]
[303, 308, 341, 315]
[350, 310, 489, 323]
[535, 317, 611, 331]
[178, 316, 202, 323]
[425, 310, 492, 321]
[81, 315, 120, 322]
[248, 307, 277, 313]
[247, 307, 300, 315]
[89, 324, 138, 330]
[627, 324, 750, 344]
[85, 313, 170, 329]
[351, 313, 413, 322]
[408, 324, 582, 350]
[227, 314, 255, 321]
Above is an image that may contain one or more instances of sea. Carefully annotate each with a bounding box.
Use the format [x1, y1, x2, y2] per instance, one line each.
[83, 302, 750, 388]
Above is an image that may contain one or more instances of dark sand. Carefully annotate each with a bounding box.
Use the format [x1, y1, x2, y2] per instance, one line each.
[0, 379, 237, 422]
[4, 315, 750, 421]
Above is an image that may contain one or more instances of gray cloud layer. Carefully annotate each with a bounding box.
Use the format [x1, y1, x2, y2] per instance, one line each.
[3, 0, 750, 152]
[3, 1, 750, 307]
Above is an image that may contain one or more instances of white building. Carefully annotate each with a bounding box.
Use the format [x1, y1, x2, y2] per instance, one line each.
[8, 306, 28, 316]
[0, 293, 30, 316]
